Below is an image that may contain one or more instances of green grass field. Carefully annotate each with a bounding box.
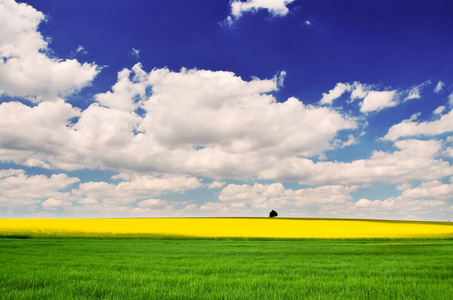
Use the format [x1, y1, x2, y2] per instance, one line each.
[1, 238, 453, 299]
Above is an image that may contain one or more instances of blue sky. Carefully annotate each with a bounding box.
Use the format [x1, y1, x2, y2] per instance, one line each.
[1, 0, 453, 220]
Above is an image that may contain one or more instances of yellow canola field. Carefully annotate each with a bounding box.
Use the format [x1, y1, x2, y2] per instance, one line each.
[1, 218, 453, 239]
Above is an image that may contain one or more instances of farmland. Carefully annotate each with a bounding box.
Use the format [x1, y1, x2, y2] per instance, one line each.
[1, 218, 453, 299]
[1, 218, 453, 239]
[1, 238, 453, 299]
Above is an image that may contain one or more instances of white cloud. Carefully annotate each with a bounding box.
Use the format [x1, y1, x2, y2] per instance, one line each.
[42, 198, 72, 208]
[232, 0, 295, 17]
[445, 147, 453, 158]
[404, 89, 421, 101]
[0, 0, 47, 58]
[320, 81, 400, 113]
[276, 70, 286, 87]
[340, 134, 357, 148]
[319, 180, 451, 220]
[353, 178, 453, 219]
[3, 69, 451, 191]
[350, 82, 371, 101]
[71, 45, 88, 57]
[404, 81, 430, 101]
[95, 63, 148, 111]
[225, 0, 295, 26]
[396, 183, 412, 191]
[319, 81, 375, 105]
[200, 201, 246, 213]
[137, 198, 169, 208]
[360, 90, 397, 113]
[130, 48, 140, 59]
[131, 204, 176, 216]
[78, 197, 98, 205]
[0, 169, 79, 208]
[0, 0, 99, 102]
[354, 197, 444, 210]
[208, 181, 225, 189]
[259, 139, 453, 185]
[401, 180, 453, 200]
[75, 174, 203, 205]
[138, 67, 355, 160]
[384, 108, 453, 140]
[449, 92, 453, 106]
[0, 99, 82, 169]
[0, 168, 24, 179]
[0, 65, 356, 180]
[434, 81, 444, 93]
[0, 100, 80, 148]
[433, 106, 446, 115]
[319, 83, 351, 105]
[1, 61, 452, 204]
[219, 182, 285, 204]
[218, 182, 358, 209]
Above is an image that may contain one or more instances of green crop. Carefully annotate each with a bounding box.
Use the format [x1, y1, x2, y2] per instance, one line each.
[1, 238, 453, 299]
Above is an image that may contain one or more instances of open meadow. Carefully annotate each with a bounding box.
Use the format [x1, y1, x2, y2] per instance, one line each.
[1, 218, 453, 299]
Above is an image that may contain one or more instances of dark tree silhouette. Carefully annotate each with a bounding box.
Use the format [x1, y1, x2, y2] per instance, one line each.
[269, 210, 278, 218]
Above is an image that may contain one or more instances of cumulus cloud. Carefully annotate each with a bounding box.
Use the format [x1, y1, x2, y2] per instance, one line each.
[354, 197, 444, 211]
[445, 147, 453, 159]
[360, 90, 397, 113]
[289, 180, 448, 220]
[350, 82, 371, 101]
[0, 171, 203, 217]
[208, 181, 225, 189]
[95, 63, 148, 111]
[75, 174, 203, 205]
[352, 178, 453, 220]
[199, 201, 250, 215]
[396, 183, 412, 191]
[42, 198, 72, 208]
[219, 182, 358, 209]
[0, 169, 79, 208]
[219, 182, 285, 205]
[0, 0, 99, 102]
[319, 81, 374, 105]
[384, 108, 453, 140]
[131, 205, 177, 216]
[0, 169, 24, 179]
[137, 198, 170, 208]
[433, 106, 446, 115]
[320, 81, 398, 112]
[0, 65, 356, 180]
[259, 139, 453, 185]
[401, 180, 453, 200]
[319, 83, 351, 105]
[139, 67, 354, 159]
[225, 0, 295, 26]
[0, 99, 83, 169]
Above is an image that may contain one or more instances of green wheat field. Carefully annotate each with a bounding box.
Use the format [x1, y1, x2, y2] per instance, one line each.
[1, 237, 453, 299]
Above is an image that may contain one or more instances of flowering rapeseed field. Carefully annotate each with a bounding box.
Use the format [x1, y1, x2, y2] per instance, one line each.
[1, 218, 452, 239]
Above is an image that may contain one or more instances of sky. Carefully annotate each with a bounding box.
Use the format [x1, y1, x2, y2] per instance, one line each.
[1, 0, 453, 220]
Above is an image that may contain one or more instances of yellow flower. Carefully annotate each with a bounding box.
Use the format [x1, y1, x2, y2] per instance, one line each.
[1, 218, 453, 239]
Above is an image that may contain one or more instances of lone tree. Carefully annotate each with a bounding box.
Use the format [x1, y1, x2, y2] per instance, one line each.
[269, 210, 278, 218]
